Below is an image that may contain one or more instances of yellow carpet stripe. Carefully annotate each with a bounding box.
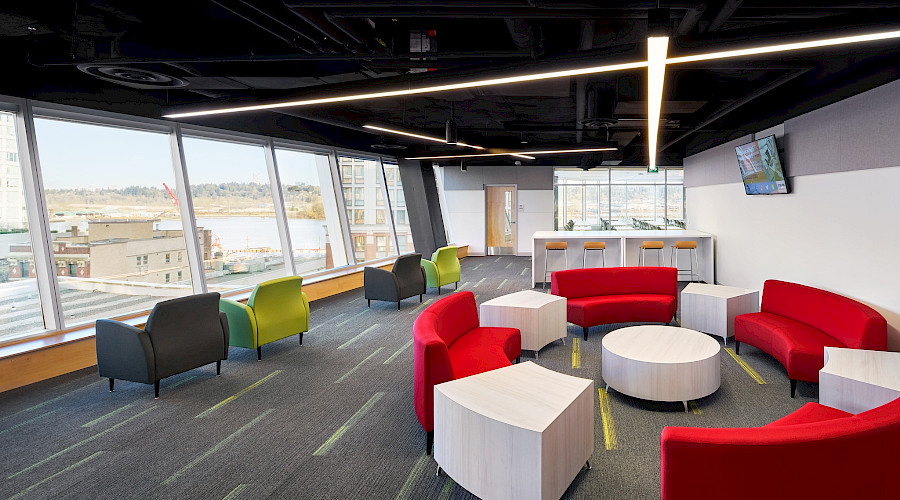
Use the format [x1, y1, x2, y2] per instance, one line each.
[438, 478, 455, 500]
[195, 371, 282, 418]
[337, 324, 380, 349]
[335, 310, 369, 328]
[0, 408, 62, 437]
[7, 451, 103, 500]
[222, 484, 248, 500]
[169, 375, 197, 389]
[335, 348, 384, 383]
[724, 348, 766, 384]
[520, 267, 528, 275]
[571, 338, 581, 369]
[689, 401, 702, 415]
[408, 298, 435, 315]
[505, 261, 513, 268]
[165, 409, 274, 485]
[82, 402, 138, 428]
[314, 392, 385, 456]
[497, 279, 508, 289]
[494, 257, 502, 262]
[472, 277, 486, 288]
[9, 406, 156, 479]
[384, 339, 413, 365]
[474, 294, 480, 300]
[598, 389, 618, 450]
[394, 453, 430, 500]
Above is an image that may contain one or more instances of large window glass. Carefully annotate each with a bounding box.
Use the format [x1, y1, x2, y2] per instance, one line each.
[182, 137, 284, 290]
[383, 162, 413, 253]
[338, 156, 396, 262]
[34, 117, 192, 328]
[554, 167, 684, 230]
[0, 111, 45, 341]
[274, 148, 348, 273]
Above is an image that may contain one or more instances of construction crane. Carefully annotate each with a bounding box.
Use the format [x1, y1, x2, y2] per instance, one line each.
[163, 183, 179, 208]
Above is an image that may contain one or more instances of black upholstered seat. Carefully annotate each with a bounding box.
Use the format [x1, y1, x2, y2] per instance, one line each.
[95, 292, 230, 398]
[364, 253, 426, 309]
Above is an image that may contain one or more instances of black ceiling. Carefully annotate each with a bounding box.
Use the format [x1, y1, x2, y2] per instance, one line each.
[3, 1, 900, 166]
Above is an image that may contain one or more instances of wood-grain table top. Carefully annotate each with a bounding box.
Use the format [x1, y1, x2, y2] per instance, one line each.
[602, 325, 720, 364]
[480, 290, 566, 309]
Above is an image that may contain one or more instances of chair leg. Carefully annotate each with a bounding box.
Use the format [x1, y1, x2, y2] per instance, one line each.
[426, 431, 434, 455]
[367, 299, 371, 308]
[257, 346, 262, 361]
[455, 282, 458, 290]
[299, 332, 304, 345]
[109, 378, 115, 392]
[216, 360, 221, 375]
[397, 301, 401, 310]
[154, 380, 160, 399]
[583, 327, 589, 341]
[437, 286, 441, 295]
[790, 379, 797, 398]
[419, 294, 423, 303]
[734, 340, 741, 355]
[515, 356, 520, 364]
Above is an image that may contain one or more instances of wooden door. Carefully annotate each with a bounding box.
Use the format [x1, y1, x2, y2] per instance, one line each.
[486, 186, 516, 255]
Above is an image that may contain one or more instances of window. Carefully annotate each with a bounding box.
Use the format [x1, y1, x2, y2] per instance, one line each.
[177, 271, 182, 280]
[165, 253, 171, 263]
[376, 209, 385, 224]
[0, 110, 45, 341]
[339, 156, 396, 262]
[384, 166, 397, 186]
[34, 117, 193, 329]
[376, 187, 384, 207]
[554, 167, 684, 230]
[182, 136, 284, 291]
[165, 273, 170, 283]
[178, 252, 183, 262]
[384, 162, 412, 253]
[274, 148, 348, 274]
[342, 187, 352, 206]
[376, 236, 387, 257]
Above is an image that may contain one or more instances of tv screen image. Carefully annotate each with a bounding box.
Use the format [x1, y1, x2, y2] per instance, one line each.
[735, 135, 788, 194]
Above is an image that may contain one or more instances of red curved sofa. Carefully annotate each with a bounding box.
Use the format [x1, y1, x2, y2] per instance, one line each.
[661, 396, 900, 499]
[550, 267, 677, 340]
[735, 280, 887, 397]
[413, 291, 521, 454]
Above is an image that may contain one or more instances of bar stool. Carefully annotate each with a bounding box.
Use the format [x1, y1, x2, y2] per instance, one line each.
[583, 241, 606, 268]
[543, 241, 568, 290]
[671, 240, 700, 282]
[639, 241, 665, 266]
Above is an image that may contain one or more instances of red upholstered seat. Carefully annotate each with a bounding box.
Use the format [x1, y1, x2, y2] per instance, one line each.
[661, 397, 900, 500]
[735, 312, 845, 382]
[413, 291, 521, 453]
[735, 280, 887, 395]
[567, 294, 677, 328]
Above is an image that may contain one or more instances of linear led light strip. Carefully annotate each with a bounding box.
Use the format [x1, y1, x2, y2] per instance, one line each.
[647, 36, 669, 173]
[405, 147, 616, 161]
[163, 29, 900, 120]
[363, 124, 534, 160]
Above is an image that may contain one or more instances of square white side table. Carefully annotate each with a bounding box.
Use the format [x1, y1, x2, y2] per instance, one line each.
[680, 283, 759, 344]
[480, 290, 567, 357]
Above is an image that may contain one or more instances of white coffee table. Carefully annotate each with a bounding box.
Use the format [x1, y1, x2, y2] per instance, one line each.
[819, 347, 900, 413]
[434, 362, 594, 500]
[480, 290, 567, 358]
[601, 325, 721, 412]
[680, 283, 759, 344]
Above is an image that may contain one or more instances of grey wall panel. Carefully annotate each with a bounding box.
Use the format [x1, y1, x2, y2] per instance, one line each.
[838, 79, 900, 172]
[684, 135, 750, 188]
[399, 160, 445, 257]
[443, 165, 555, 190]
[785, 104, 842, 176]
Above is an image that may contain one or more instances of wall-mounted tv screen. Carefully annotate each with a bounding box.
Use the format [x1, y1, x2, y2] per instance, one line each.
[735, 135, 789, 195]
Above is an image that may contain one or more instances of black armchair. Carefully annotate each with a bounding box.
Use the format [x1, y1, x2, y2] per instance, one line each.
[96, 292, 230, 398]
[364, 253, 426, 309]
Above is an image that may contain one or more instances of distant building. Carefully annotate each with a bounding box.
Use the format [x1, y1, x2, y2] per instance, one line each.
[0, 112, 27, 231]
[9, 219, 210, 284]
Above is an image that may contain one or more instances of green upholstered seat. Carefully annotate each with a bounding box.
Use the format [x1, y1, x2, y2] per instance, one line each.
[219, 276, 310, 360]
[421, 246, 460, 294]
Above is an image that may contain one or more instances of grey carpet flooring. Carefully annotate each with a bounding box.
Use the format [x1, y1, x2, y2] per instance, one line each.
[0, 256, 814, 500]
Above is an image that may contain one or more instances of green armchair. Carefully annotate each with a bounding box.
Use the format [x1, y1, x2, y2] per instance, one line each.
[421, 246, 460, 294]
[219, 276, 310, 360]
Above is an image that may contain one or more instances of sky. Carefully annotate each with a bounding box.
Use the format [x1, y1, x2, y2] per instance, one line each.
[34, 118, 321, 189]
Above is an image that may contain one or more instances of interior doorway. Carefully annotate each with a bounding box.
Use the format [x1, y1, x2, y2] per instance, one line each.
[485, 185, 516, 256]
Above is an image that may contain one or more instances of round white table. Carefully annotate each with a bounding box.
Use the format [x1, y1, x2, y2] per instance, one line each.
[601, 325, 721, 412]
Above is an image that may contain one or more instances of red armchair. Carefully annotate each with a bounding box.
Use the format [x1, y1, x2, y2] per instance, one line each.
[413, 291, 521, 454]
[735, 280, 887, 397]
[551, 267, 677, 340]
[661, 397, 900, 500]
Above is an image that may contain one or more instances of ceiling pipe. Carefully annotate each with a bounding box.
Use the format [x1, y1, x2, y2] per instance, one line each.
[208, 0, 316, 54]
[285, 6, 356, 51]
[708, 0, 743, 32]
[35, 51, 532, 66]
[575, 20, 595, 144]
[676, 5, 706, 36]
[660, 67, 811, 151]
[232, 0, 330, 50]
[504, 18, 535, 54]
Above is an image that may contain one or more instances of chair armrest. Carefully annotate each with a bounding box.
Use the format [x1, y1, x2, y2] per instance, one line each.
[421, 259, 438, 286]
[364, 266, 400, 301]
[95, 319, 155, 384]
[218, 311, 230, 359]
[300, 291, 310, 332]
[219, 299, 258, 349]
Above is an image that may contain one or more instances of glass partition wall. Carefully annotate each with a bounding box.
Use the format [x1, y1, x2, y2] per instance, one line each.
[554, 167, 685, 230]
[0, 99, 407, 344]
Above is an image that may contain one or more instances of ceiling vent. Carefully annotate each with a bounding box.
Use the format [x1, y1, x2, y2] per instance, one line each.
[76, 64, 188, 89]
[370, 143, 408, 150]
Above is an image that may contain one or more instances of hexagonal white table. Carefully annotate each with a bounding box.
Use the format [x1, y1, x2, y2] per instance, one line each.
[434, 362, 594, 500]
[480, 290, 567, 358]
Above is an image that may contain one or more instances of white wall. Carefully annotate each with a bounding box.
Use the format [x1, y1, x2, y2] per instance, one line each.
[443, 189, 553, 256]
[687, 165, 900, 350]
